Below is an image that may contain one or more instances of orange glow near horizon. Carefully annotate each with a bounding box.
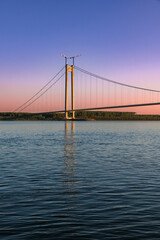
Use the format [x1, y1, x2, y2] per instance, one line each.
[1, 68, 160, 115]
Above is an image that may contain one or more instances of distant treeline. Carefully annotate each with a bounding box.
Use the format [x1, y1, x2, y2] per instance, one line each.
[0, 112, 64, 121]
[76, 111, 160, 121]
[1, 111, 160, 121]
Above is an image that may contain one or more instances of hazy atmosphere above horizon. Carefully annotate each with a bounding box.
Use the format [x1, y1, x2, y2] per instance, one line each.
[1, 0, 160, 114]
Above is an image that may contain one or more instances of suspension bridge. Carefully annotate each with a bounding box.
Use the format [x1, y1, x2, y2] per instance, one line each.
[14, 56, 160, 119]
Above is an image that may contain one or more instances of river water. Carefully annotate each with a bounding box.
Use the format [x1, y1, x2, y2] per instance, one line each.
[1, 121, 160, 239]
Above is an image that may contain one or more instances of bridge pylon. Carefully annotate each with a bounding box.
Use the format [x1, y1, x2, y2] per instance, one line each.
[65, 64, 75, 120]
[61, 54, 81, 120]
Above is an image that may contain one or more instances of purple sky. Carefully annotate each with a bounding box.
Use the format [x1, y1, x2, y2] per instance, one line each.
[0, 0, 160, 113]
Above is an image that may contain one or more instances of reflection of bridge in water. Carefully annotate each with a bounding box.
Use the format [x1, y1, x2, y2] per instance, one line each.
[63, 121, 77, 199]
[14, 57, 160, 117]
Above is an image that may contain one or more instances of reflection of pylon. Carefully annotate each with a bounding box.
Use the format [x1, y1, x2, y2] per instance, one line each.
[65, 64, 75, 120]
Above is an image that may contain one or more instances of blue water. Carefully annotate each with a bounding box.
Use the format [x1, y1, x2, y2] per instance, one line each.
[1, 121, 160, 239]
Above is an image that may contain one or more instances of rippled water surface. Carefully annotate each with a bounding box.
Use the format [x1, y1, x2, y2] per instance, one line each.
[1, 121, 160, 239]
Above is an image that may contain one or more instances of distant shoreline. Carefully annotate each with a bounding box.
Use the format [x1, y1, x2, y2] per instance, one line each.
[1, 111, 160, 121]
[1, 119, 160, 121]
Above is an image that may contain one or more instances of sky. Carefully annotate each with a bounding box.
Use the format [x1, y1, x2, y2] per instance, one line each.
[0, 0, 160, 114]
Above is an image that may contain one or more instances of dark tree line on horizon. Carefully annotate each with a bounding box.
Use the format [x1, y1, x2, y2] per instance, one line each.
[0, 111, 160, 121]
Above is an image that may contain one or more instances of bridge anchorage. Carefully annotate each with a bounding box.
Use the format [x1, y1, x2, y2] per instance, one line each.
[61, 54, 81, 120]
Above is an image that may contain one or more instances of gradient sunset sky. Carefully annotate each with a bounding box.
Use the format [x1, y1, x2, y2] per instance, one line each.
[1, 0, 160, 113]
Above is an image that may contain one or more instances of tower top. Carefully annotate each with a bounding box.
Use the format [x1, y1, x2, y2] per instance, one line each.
[60, 54, 81, 65]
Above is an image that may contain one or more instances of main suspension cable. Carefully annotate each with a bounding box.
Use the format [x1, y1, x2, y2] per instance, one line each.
[14, 66, 65, 112]
[75, 66, 160, 93]
[18, 72, 65, 112]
